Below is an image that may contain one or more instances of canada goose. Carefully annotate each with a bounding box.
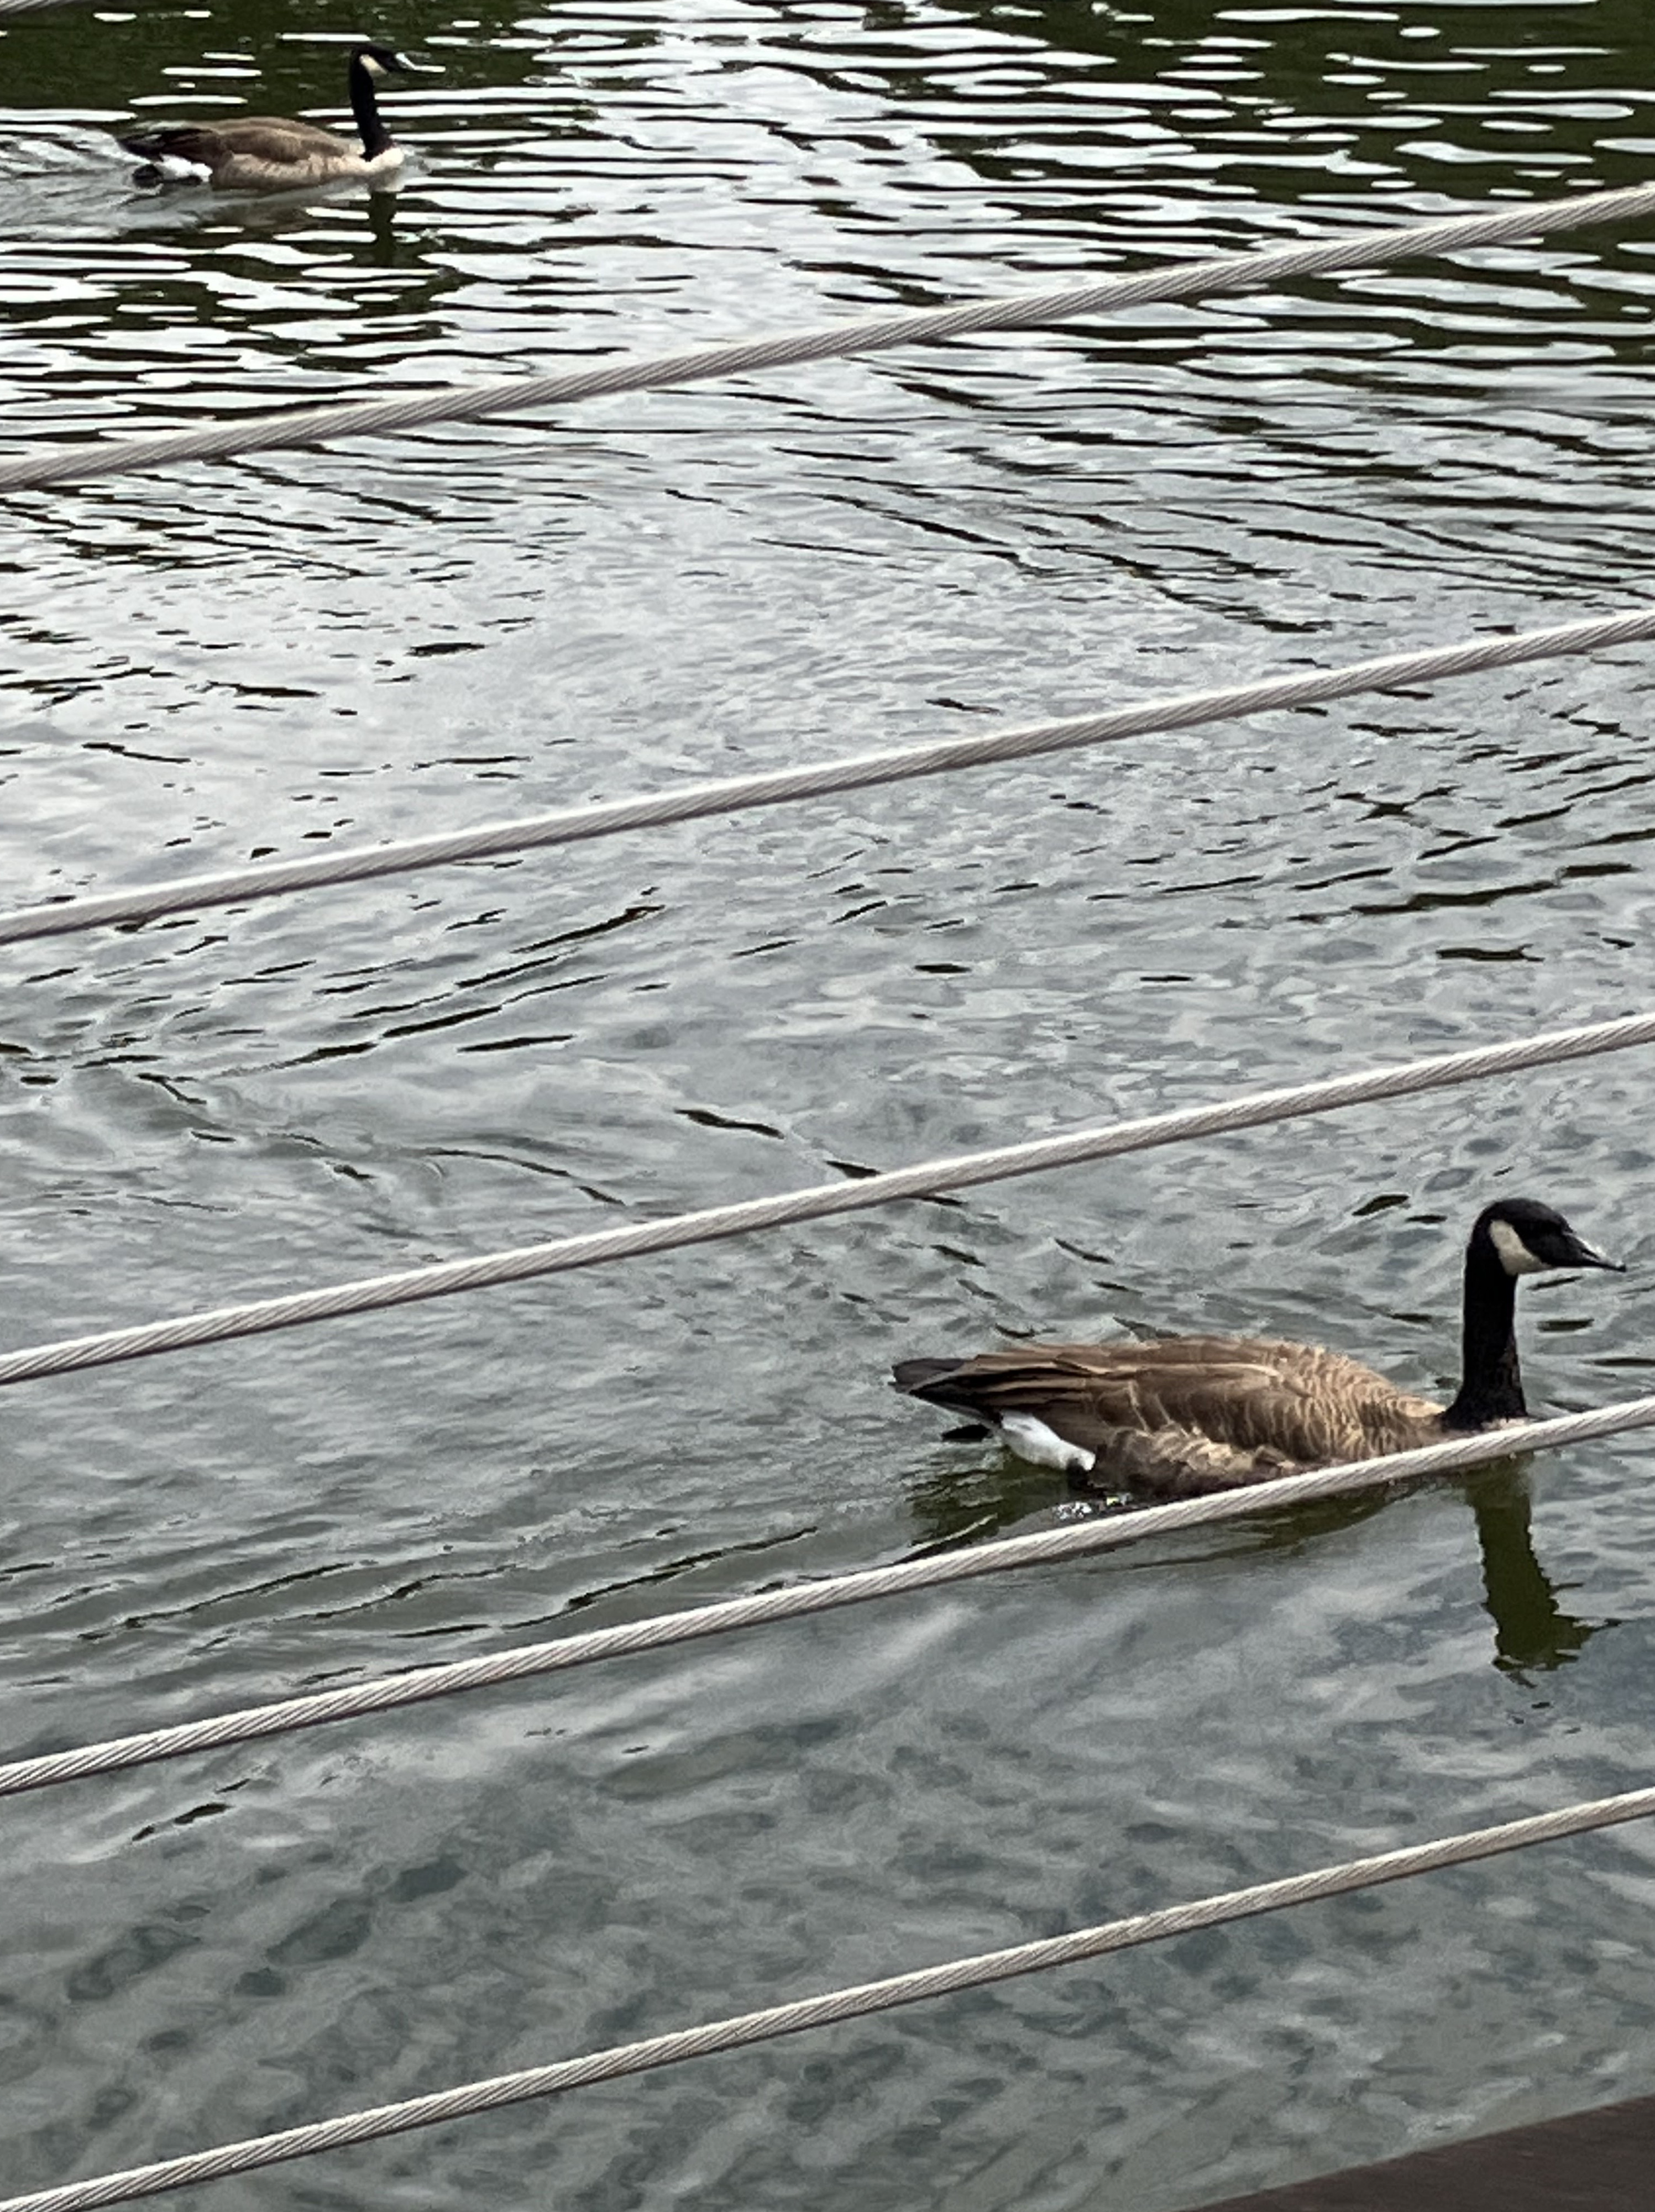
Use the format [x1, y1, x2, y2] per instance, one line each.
[121, 45, 414, 191]
[893, 1198, 1623, 1498]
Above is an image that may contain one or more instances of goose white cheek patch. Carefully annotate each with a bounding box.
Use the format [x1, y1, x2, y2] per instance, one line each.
[1488, 1219, 1548, 1276]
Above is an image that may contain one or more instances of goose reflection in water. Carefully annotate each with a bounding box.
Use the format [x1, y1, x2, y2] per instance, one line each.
[1464, 1465, 1601, 1679]
[903, 1455, 1606, 1680]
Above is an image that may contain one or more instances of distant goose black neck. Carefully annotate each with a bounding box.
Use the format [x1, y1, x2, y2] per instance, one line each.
[349, 55, 392, 158]
[1441, 1230, 1525, 1432]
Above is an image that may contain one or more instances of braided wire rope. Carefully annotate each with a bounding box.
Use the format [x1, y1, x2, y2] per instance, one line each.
[3, 1390, 1654, 1803]
[3, 178, 1655, 491]
[9, 1780, 1655, 2212]
[6, 604, 1655, 949]
[0, 1010, 1649, 1394]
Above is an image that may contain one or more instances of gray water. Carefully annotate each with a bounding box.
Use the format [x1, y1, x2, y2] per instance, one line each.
[5, 0, 1655, 2204]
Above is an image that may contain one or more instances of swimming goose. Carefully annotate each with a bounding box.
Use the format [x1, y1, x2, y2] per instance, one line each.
[893, 1198, 1622, 1497]
[121, 45, 413, 191]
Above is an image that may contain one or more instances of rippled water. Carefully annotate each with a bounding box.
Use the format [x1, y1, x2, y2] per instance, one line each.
[6, 0, 1655, 2204]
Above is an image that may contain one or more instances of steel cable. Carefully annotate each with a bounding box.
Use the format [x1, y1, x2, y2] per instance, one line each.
[0, 1010, 1652, 1393]
[0, 1011, 1649, 1392]
[2, 1390, 1653, 1802]
[5, 604, 1655, 948]
[8, 1781, 1655, 2211]
[3, 178, 1655, 490]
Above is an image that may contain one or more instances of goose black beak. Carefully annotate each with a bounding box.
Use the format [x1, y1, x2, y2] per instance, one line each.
[1567, 1235, 1624, 1272]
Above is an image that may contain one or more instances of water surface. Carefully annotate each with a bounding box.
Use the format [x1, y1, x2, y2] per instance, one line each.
[4, 0, 1655, 2204]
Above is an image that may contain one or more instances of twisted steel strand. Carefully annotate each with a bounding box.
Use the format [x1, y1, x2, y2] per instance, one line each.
[4, 604, 1655, 947]
[8, 1780, 1655, 2211]
[1, 1391, 1653, 1802]
[0, 1011, 1649, 1393]
[3, 179, 1654, 490]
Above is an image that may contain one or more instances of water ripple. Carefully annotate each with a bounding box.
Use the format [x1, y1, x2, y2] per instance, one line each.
[5, 0, 1655, 2204]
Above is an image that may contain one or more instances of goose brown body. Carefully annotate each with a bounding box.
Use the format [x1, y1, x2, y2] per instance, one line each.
[894, 1199, 1622, 1498]
[894, 1338, 1447, 1496]
[130, 118, 390, 191]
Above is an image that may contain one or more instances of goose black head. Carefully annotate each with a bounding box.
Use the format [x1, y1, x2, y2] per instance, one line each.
[355, 43, 413, 76]
[1473, 1198, 1623, 1278]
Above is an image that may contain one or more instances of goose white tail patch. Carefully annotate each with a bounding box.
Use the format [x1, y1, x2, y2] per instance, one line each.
[157, 155, 214, 183]
[997, 1412, 1096, 1476]
[1488, 1218, 1548, 1276]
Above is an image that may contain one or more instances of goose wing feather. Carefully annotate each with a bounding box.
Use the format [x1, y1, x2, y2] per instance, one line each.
[122, 119, 354, 166]
[898, 1336, 1445, 1480]
[217, 118, 357, 156]
[1069, 1423, 1302, 1498]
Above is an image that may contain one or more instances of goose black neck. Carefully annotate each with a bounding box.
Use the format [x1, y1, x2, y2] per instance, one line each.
[349, 57, 392, 158]
[1442, 1236, 1525, 1431]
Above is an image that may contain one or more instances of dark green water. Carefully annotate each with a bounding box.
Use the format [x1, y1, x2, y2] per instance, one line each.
[4, 0, 1655, 2203]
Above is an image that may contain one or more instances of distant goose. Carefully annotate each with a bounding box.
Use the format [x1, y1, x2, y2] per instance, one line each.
[893, 1198, 1622, 1497]
[121, 44, 414, 191]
